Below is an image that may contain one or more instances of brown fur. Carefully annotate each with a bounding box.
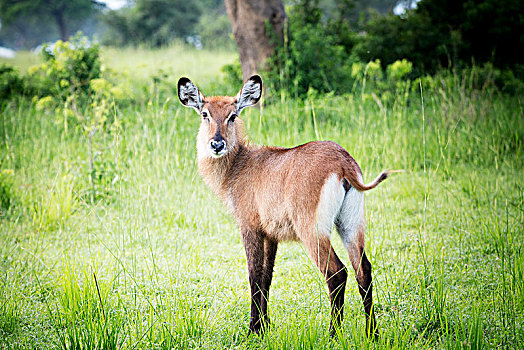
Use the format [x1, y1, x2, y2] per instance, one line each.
[178, 77, 388, 337]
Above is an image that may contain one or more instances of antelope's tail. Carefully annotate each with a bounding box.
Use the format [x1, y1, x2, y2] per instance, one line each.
[347, 169, 404, 192]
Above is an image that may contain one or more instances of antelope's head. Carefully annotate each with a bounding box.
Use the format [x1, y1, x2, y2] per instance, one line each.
[177, 75, 262, 159]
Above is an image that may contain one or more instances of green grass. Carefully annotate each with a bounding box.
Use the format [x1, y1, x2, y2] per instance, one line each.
[1, 46, 523, 349]
[101, 45, 236, 84]
[0, 50, 41, 73]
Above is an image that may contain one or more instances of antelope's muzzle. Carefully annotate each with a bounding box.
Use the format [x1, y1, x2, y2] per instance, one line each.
[210, 137, 227, 157]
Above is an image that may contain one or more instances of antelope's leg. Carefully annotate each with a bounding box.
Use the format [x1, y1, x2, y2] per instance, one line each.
[260, 236, 278, 329]
[346, 240, 378, 338]
[335, 188, 378, 338]
[303, 235, 348, 336]
[241, 227, 265, 334]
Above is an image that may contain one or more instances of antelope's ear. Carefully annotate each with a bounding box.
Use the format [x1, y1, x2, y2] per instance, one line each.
[177, 77, 204, 112]
[235, 75, 262, 113]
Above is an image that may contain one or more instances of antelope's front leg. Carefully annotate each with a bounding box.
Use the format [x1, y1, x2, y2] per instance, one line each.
[241, 227, 265, 334]
[260, 237, 278, 328]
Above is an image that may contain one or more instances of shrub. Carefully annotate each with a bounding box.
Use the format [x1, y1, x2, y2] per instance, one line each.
[266, 1, 356, 98]
[387, 59, 413, 81]
[27, 34, 125, 204]
[262, 0, 523, 99]
[0, 65, 26, 100]
[221, 59, 243, 89]
[354, 0, 524, 80]
[28, 32, 101, 101]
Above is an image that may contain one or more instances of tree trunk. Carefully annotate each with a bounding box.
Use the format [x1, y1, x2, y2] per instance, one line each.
[225, 0, 286, 81]
[54, 9, 68, 41]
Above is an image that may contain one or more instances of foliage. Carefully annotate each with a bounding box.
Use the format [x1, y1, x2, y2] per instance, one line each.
[355, 0, 524, 76]
[265, 0, 524, 98]
[0, 0, 104, 47]
[28, 33, 101, 101]
[353, 12, 440, 76]
[263, 1, 420, 99]
[23, 34, 125, 203]
[221, 59, 243, 88]
[195, 9, 234, 49]
[267, 0, 357, 98]
[387, 58, 413, 80]
[0, 64, 26, 100]
[102, 0, 201, 47]
[314, 0, 400, 29]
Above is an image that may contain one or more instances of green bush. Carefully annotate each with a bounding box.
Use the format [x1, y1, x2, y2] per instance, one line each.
[264, 0, 523, 100]
[28, 32, 101, 100]
[354, 0, 524, 81]
[267, 1, 356, 98]
[0, 65, 26, 100]
[353, 12, 443, 76]
[220, 59, 243, 89]
[387, 59, 413, 81]
[25, 34, 125, 204]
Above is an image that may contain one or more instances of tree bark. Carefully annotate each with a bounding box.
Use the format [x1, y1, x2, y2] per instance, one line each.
[54, 8, 68, 41]
[225, 0, 286, 81]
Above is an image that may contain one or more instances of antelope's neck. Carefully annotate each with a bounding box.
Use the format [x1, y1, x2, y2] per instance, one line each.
[197, 142, 251, 200]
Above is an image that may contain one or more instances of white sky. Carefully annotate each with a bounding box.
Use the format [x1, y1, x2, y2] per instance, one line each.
[99, 0, 128, 10]
[393, 0, 420, 15]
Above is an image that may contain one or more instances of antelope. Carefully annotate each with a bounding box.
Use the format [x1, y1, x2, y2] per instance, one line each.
[177, 75, 390, 338]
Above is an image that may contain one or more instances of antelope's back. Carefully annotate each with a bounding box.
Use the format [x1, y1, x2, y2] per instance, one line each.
[227, 141, 360, 240]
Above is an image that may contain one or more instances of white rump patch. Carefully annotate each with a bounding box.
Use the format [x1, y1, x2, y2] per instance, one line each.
[335, 175, 365, 247]
[236, 79, 261, 112]
[315, 174, 346, 236]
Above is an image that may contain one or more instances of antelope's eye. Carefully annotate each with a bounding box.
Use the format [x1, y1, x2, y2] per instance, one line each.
[201, 111, 209, 120]
[228, 113, 237, 123]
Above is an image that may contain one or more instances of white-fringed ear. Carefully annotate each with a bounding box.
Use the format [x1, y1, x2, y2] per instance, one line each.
[177, 77, 204, 112]
[235, 75, 262, 113]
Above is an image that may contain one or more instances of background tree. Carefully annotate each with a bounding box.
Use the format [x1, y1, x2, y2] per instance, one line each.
[225, 0, 287, 80]
[355, 0, 524, 74]
[0, 0, 104, 45]
[102, 0, 201, 47]
[195, 0, 234, 49]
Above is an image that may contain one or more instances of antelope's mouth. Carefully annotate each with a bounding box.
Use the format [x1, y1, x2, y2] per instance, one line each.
[209, 139, 227, 158]
[210, 148, 227, 158]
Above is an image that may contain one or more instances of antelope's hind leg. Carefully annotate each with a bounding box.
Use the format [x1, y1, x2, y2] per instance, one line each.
[303, 234, 348, 337]
[335, 189, 379, 338]
[350, 245, 378, 338]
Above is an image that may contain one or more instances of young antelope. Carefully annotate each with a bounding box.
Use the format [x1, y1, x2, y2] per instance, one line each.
[177, 75, 390, 337]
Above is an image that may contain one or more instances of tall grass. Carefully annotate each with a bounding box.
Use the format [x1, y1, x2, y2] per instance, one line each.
[0, 46, 523, 349]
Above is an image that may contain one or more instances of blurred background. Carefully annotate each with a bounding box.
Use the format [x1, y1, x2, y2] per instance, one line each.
[1, 0, 523, 97]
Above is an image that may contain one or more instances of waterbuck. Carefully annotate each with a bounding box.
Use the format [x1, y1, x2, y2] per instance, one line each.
[177, 75, 390, 337]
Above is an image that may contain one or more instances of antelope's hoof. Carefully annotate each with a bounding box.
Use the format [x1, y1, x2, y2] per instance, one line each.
[248, 323, 263, 337]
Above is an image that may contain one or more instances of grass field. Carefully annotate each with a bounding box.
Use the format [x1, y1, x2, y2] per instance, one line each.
[1, 45, 523, 349]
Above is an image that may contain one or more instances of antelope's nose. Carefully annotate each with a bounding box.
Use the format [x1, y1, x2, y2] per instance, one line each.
[210, 139, 225, 153]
